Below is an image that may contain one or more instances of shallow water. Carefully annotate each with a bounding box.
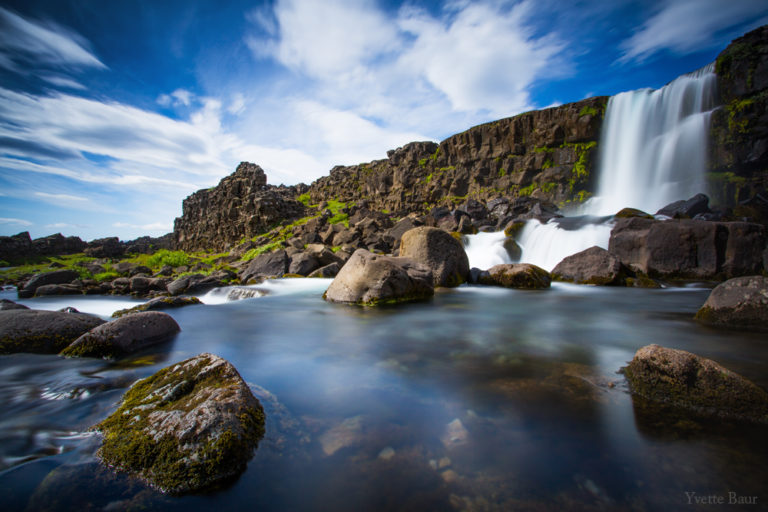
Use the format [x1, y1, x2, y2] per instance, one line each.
[1, 281, 767, 511]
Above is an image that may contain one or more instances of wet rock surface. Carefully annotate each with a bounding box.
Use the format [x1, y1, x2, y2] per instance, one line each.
[112, 296, 203, 318]
[478, 263, 551, 289]
[695, 275, 768, 330]
[623, 344, 768, 424]
[324, 249, 434, 306]
[551, 246, 626, 285]
[0, 309, 105, 354]
[61, 311, 180, 359]
[92, 353, 265, 494]
[399, 227, 470, 287]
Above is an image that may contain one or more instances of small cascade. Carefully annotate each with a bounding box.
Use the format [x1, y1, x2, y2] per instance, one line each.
[516, 63, 717, 270]
[463, 231, 512, 269]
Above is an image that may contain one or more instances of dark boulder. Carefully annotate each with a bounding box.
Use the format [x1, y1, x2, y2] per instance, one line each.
[241, 250, 290, 283]
[695, 275, 768, 331]
[19, 269, 80, 298]
[0, 298, 28, 310]
[112, 296, 203, 318]
[167, 270, 235, 296]
[623, 344, 768, 424]
[288, 252, 320, 276]
[399, 227, 470, 287]
[615, 208, 654, 219]
[34, 283, 83, 296]
[478, 263, 551, 289]
[656, 193, 711, 218]
[308, 262, 341, 278]
[85, 237, 124, 259]
[92, 353, 265, 494]
[0, 309, 105, 354]
[62, 311, 180, 358]
[552, 246, 626, 285]
[0, 231, 33, 264]
[323, 249, 434, 306]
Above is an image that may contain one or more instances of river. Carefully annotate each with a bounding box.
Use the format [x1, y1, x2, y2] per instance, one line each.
[1, 279, 766, 511]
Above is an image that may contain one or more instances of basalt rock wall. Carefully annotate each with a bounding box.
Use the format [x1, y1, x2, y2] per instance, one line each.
[307, 96, 608, 216]
[173, 162, 306, 252]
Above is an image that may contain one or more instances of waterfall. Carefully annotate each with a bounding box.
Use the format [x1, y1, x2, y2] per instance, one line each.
[588, 63, 717, 215]
[464, 231, 512, 269]
[514, 63, 717, 270]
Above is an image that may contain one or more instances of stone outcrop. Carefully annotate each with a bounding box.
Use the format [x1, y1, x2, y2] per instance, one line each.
[18, 269, 81, 298]
[551, 246, 626, 285]
[623, 344, 768, 423]
[608, 217, 765, 280]
[477, 263, 551, 289]
[93, 353, 265, 494]
[695, 275, 768, 330]
[173, 162, 306, 252]
[323, 249, 434, 305]
[708, 24, 768, 211]
[0, 309, 105, 354]
[111, 296, 203, 318]
[399, 227, 469, 287]
[305, 97, 607, 217]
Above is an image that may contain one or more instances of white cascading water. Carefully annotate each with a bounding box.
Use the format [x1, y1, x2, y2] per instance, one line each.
[464, 231, 512, 269]
[508, 63, 718, 271]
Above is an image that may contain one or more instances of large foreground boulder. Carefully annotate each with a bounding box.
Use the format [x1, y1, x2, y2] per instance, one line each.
[551, 246, 626, 285]
[93, 353, 265, 494]
[61, 311, 180, 358]
[478, 263, 551, 289]
[399, 227, 469, 287]
[324, 249, 434, 306]
[623, 344, 768, 424]
[0, 309, 105, 354]
[695, 275, 768, 331]
[18, 269, 80, 298]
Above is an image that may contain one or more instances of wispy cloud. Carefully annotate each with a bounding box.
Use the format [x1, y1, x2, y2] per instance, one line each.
[40, 74, 87, 90]
[46, 222, 90, 229]
[0, 217, 33, 227]
[34, 191, 88, 203]
[113, 221, 173, 232]
[0, 7, 106, 71]
[619, 0, 768, 63]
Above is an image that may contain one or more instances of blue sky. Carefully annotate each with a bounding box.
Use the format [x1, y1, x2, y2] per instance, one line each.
[1, 0, 767, 241]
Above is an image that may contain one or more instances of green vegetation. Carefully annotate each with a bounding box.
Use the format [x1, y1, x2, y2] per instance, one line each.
[418, 158, 427, 168]
[498, 168, 507, 177]
[541, 182, 557, 193]
[146, 250, 190, 268]
[542, 159, 553, 169]
[519, 183, 537, 196]
[242, 241, 283, 261]
[578, 105, 598, 117]
[297, 192, 311, 206]
[727, 98, 754, 134]
[533, 146, 555, 154]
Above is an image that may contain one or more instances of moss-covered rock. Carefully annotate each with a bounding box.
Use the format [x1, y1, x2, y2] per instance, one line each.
[92, 353, 265, 494]
[112, 295, 202, 318]
[0, 309, 105, 354]
[623, 344, 768, 424]
[614, 207, 654, 219]
[695, 275, 768, 330]
[61, 311, 180, 359]
[323, 249, 434, 306]
[478, 263, 551, 289]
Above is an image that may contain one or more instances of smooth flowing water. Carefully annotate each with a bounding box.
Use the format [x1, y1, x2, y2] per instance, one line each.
[516, 64, 717, 270]
[1, 281, 766, 511]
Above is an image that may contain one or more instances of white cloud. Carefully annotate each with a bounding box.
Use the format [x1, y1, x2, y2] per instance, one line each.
[620, 0, 768, 63]
[0, 7, 106, 71]
[227, 93, 246, 115]
[46, 222, 90, 229]
[0, 217, 33, 227]
[34, 191, 88, 203]
[113, 221, 173, 232]
[40, 74, 87, 90]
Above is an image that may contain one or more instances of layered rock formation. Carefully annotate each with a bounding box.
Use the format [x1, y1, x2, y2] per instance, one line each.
[173, 162, 306, 252]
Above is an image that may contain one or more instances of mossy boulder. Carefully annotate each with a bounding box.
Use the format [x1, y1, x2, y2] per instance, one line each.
[623, 344, 768, 424]
[614, 208, 654, 219]
[324, 249, 434, 306]
[478, 263, 551, 289]
[399, 226, 470, 287]
[61, 311, 180, 359]
[551, 246, 626, 285]
[112, 295, 202, 318]
[0, 309, 105, 354]
[92, 353, 265, 494]
[695, 275, 768, 331]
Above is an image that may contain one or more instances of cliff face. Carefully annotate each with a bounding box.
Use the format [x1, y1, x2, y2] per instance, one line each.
[307, 96, 608, 215]
[709, 25, 768, 207]
[173, 162, 305, 252]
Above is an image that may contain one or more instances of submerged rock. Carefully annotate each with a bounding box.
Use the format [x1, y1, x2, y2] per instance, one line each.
[112, 296, 203, 318]
[0, 309, 105, 354]
[695, 275, 768, 331]
[92, 353, 265, 494]
[399, 226, 469, 287]
[478, 263, 551, 289]
[61, 311, 180, 359]
[323, 249, 433, 306]
[551, 246, 626, 285]
[623, 344, 768, 424]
